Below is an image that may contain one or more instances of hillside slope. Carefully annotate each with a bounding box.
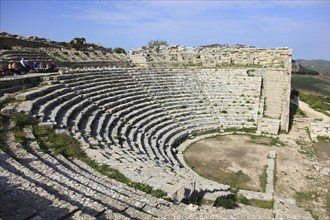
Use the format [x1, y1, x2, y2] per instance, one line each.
[295, 59, 330, 76]
[292, 60, 319, 75]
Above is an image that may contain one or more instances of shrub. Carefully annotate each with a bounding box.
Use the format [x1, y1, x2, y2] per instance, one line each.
[11, 113, 35, 128]
[148, 40, 168, 47]
[113, 47, 126, 54]
[214, 195, 238, 209]
[69, 37, 86, 51]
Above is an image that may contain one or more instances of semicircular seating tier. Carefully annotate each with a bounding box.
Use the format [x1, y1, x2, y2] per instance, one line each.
[16, 67, 265, 201]
[0, 140, 271, 219]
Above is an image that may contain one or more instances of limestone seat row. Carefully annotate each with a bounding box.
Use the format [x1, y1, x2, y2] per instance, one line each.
[15, 68, 265, 202]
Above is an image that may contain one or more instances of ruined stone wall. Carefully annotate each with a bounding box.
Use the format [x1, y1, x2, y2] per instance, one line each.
[128, 45, 292, 69]
[128, 45, 292, 132]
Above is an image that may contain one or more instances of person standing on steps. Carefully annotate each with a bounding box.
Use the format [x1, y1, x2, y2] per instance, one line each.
[32, 61, 39, 73]
[20, 58, 30, 73]
[11, 62, 18, 75]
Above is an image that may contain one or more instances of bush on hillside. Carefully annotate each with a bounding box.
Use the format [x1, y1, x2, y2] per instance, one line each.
[148, 40, 169, 47]
[70, 37, 86, 51]
[113, 47, 126, 54]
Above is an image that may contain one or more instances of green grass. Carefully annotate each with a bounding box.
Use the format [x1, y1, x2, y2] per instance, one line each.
[270, 137, 285, 147]
[216, 63, 263, 68]
[0, 97, 16, 110]
[273, 160, 277, 187]
[249, 135, 285, 147]
[34, 126, 87, 159]
[237, 194, 250, 205]
[295, 191, 321, 219]
[173, 62, 203, 67]
[249, 135, 270, 145]
[197, 185, 274, 209]
[222, 170, 251, 189]
[296, 107, 307, 117]
[259, 165, 268, 192]
[224, 127, 257, 133]
[295, 191, 319, 204]
[317, 136, 330, 142]
[34, 125, 170, 199]
[0, 98, 16, 152]
[200, 199, 214, 206]
[237, 195, 274, 209]
[296, 138, 316, 159]
[250, 199, 274, 209]
[10, 114, 36, 150]
[292, 75, 330, 98]
[299, 92, 330, 116]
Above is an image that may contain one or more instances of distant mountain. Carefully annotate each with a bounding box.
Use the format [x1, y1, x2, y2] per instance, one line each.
[295, 59, 330, 76]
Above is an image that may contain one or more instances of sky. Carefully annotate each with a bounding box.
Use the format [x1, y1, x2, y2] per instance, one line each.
[0, 0, 329, 60]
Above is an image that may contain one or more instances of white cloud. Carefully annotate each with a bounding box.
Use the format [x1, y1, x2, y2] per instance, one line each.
[65, 0, 329, 26]
[62, 0, 329, 58]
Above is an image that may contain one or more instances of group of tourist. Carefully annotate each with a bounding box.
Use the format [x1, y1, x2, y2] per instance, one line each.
[0, 58, 56, 77]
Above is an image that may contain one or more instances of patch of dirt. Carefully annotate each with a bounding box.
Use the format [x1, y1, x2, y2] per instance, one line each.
[314, 140, 330, 163]
[184, 135, 273, 192]
[184, 100, 329, 219]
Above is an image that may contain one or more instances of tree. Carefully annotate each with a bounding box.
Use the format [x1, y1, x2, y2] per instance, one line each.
[70, 37, 86, 50]
[113, 47, 126, 54]
[148, 40, 168, 47]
